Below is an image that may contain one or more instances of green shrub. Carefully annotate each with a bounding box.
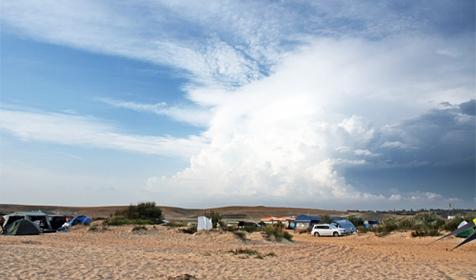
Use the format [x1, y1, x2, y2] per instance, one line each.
[397, 217, 415, 230]
[375, 218, 398, 236]
[116, 202, 163, 224]
[413, 213, 444, 230]
[262, 225, 293, 242]
[442, 216, 465, 232]
[347, 215, 364, 227]
[105, 216, 153, 226]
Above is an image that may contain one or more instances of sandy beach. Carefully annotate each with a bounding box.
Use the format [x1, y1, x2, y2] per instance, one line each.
[0, 225, 474, 280]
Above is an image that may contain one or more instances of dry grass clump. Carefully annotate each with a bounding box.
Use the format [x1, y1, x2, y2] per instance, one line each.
[131, 225, 148, 233]
[163, 221, 187, 228]
[167, 274, 198, 280]
[232, 230, 247, 241]
[88, 223, 109, 232]
[180, 226, 197, 234]
[228, 248, 276, 259]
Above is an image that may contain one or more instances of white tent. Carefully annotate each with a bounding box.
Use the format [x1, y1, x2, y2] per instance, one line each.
[197, 216, 212, 231]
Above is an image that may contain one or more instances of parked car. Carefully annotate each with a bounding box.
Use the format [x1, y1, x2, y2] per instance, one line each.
[311, 224, 347, 237]
[332, 219, 357, 234]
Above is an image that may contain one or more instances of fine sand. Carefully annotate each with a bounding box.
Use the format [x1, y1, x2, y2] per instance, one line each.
[0, 225, 475, 279]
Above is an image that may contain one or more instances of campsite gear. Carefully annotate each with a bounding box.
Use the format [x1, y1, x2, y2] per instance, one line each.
[453, 230, 476, 250]
[68, 215, 92, 226]
[294, 215, 321, 232]
[3, 211, 53, 233]
[431, 218, 476, 250]
[197, 216, 212, 231]
[57, 215, 92, 231]
[4, 219, 41, 235]
[455, 221, 474, 238]
[48, 215, 69, 231]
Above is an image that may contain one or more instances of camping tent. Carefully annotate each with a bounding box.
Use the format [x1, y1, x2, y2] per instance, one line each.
[3, 211, 53, 233]
[68, 215, 92, 226]
[431, 217, 476, 250]
[197, 216, 212, 231]
[455, 220, 474, 238]
[4, 219, 41, 235]
[294, 215, 321, 232]
[57, 215, 92, 231]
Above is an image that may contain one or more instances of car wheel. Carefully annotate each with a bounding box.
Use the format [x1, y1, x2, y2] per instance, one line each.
[333, 232, 339, 237]
[314, 232, 320, 237]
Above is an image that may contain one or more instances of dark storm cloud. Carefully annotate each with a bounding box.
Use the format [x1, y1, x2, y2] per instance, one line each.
[340, 100, 475, 205]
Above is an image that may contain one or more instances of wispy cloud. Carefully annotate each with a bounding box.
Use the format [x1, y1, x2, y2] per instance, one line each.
[0, 108, 206, 158]
[97, 98, 211, 127]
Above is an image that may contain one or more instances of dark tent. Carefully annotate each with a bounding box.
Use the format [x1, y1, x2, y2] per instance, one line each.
[48, 215, 68, 231]
[5, 219, 41, 235]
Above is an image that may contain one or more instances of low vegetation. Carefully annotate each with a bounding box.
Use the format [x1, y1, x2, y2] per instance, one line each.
[232, 230, 247, 241]
[131, 225, 148, 233]
[262, 224, 293, 242]
[180, 226, 197, 234]
[163, 221, 187, 228]
[372, 212, 476, 237]
[106, 202, 163, 226]
[105, 216, 152, 226]
[88, 223, 109, 232]
[228, 248, 276, 259]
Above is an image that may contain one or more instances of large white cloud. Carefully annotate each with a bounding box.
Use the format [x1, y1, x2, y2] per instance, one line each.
[147, 37, 473, 208]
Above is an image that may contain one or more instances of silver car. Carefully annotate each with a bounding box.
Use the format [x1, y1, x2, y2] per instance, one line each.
[311, 223, 346, 237]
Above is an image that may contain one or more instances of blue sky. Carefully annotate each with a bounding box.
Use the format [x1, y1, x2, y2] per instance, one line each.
[0, 1, 474, 209]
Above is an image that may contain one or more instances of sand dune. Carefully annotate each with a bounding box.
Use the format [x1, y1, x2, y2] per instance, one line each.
[1, 225, 474, 279]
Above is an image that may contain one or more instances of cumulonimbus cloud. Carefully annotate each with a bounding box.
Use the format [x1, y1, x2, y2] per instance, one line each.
[146, 37, 474, 209]
[1, 1, 474, 208]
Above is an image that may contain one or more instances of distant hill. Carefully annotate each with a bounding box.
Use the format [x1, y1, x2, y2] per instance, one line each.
[0, 204, 346, 220]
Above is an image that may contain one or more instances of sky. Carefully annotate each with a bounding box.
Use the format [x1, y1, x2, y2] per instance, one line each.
[0, 0, 475, 210]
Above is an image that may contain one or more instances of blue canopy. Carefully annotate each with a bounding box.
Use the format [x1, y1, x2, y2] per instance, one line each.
[295, 215, 320, 222]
